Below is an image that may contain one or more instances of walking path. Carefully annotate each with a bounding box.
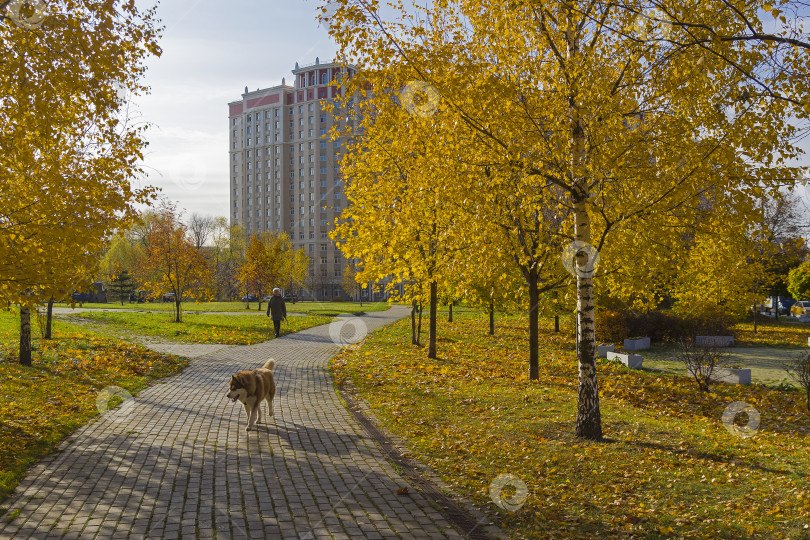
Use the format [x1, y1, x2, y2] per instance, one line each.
[0, 307, 468, 539]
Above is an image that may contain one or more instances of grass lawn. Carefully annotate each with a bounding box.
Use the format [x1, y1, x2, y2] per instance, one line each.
[0, 310, 187, 504]
[65, 311, 333, 345]
[332, 310, 810, 538]
[66, 300, 392, 316]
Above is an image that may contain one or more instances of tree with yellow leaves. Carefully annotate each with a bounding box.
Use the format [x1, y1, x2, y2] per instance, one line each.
[0, 0, 161, 364]
[328, 0, 808, 440]
[141, 202, 210, 323]
[238, 232, 307, 311]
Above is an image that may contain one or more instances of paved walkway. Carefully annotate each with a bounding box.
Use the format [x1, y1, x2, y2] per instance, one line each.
[0, 307, 466, 539]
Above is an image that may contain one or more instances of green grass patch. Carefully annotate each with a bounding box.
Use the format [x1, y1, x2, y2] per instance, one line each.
[66, 311, 333, 345]
[332, 310, 810, 538]
[0, 310, 187, 503]
[64, 300, 393, 316]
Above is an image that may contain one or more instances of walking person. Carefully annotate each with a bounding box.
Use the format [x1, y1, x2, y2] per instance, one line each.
[266, 288, 287, 338]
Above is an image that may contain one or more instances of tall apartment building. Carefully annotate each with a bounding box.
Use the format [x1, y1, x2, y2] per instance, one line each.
[228, 58, 354, 301]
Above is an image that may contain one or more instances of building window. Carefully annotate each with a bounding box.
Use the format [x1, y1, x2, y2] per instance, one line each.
[320, 154, 326, 162]
[320, 166, 327, 174]
[320, 128, 327, 136]
[321, 244, 327, 251]
[320, 141, 327, 149]
[309, 244, 314, 252]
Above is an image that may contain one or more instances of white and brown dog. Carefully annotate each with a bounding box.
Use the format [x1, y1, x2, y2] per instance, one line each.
[226, 359, 276, 431]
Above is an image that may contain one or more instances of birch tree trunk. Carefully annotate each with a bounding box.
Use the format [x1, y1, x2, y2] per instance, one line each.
[569, 15, 602, 440]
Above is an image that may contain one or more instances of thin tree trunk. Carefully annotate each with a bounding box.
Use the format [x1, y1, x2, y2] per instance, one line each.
[554, 315, 559, 332]
[416, 301, 423, 347]
[175, 298, 182, 323]
[753, 301, 758, 334]
[489, 299, 495, 336]
[411, 300, 417, 345]
[448, 301, 453, 323]
[428, 281, 437, 359]
[19, 306, 32, 367]
[44, 296, 54, 339]
[528, 269, 539, 380]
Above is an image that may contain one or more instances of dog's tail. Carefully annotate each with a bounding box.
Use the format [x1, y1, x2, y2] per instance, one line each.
[263, 359, 275, 371]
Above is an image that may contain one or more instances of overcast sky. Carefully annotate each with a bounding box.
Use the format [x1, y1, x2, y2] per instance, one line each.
[131, 1, 810, 220]
[130, 0, 337, 219]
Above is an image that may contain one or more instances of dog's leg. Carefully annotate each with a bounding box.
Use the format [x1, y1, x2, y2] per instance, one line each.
[247, 404, 259, 431]
[266, 395, 274, 418]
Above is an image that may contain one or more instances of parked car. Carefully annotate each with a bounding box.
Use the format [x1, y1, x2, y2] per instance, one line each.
[775, 296, 796, 315]
[71, 292, 92, 303]
[241, 294, 259, 302]
[162, 292, 176, 302]
[791, 300, 810, 317]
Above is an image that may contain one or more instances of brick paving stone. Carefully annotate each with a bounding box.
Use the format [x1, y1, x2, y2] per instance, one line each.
[0, 307, 465, 539]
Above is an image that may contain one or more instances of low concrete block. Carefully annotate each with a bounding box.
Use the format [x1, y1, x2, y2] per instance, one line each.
[695, 336, 735, 347]
[597, 343, 614, 358]
[623, 337, 650, 351]
[714, 367, 751, 385]
[607, 351, 643, 369]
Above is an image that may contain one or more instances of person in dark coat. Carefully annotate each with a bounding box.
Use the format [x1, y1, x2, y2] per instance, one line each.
[266, 288, 287, 338]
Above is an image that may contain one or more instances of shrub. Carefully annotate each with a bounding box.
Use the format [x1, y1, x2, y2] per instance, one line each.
[676, 339, 728, 392]
[595, 309, 735, 344]
[595, 310, 629, 343]
[785, 352, 810, 411]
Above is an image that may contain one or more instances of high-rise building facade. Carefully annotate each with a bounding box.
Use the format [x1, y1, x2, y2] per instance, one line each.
[228, 59, 354, 301]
